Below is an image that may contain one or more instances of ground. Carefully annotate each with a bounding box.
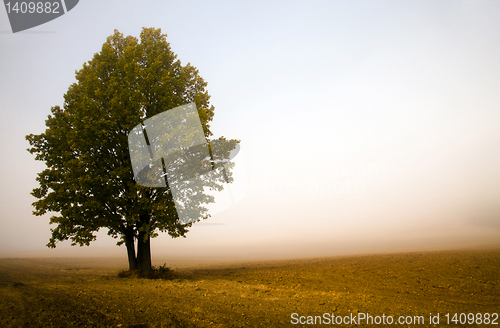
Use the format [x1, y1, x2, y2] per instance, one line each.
[0, 249, 499, 327]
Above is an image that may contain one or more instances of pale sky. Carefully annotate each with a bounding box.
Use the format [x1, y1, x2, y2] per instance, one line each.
[1, 0, 499, 261]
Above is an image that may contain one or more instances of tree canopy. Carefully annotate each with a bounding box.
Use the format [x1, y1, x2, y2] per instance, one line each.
[26, 27, 238, 271]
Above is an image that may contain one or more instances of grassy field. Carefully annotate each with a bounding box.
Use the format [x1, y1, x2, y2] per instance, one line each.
[0, 249, 499, 327]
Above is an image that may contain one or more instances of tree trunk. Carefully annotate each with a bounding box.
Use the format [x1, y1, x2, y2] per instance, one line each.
[125, 232, 138, 271]
[137, 231, 152, 272]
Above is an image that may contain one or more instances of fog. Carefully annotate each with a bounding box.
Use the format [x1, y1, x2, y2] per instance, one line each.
[1, 0, 499, 262]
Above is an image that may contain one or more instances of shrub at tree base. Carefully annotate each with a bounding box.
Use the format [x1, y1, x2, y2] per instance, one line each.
[118, 264, 176, 280]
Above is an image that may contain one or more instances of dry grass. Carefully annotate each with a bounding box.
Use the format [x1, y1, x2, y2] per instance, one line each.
[0, 249, 499, 327]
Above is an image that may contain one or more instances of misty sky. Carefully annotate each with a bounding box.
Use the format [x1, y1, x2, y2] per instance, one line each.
[1, 0, 499, 261]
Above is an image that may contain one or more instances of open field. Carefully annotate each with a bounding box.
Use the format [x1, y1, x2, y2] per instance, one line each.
[0, 249, 499, 327]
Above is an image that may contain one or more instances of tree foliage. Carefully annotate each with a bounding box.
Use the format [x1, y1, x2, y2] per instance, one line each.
[26, 28, 238, 271]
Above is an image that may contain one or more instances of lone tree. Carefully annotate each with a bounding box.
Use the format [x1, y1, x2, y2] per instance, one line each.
[26, 28, 238, 272]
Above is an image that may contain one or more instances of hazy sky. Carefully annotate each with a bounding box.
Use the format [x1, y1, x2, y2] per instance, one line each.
[1, 0, 499, 261]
